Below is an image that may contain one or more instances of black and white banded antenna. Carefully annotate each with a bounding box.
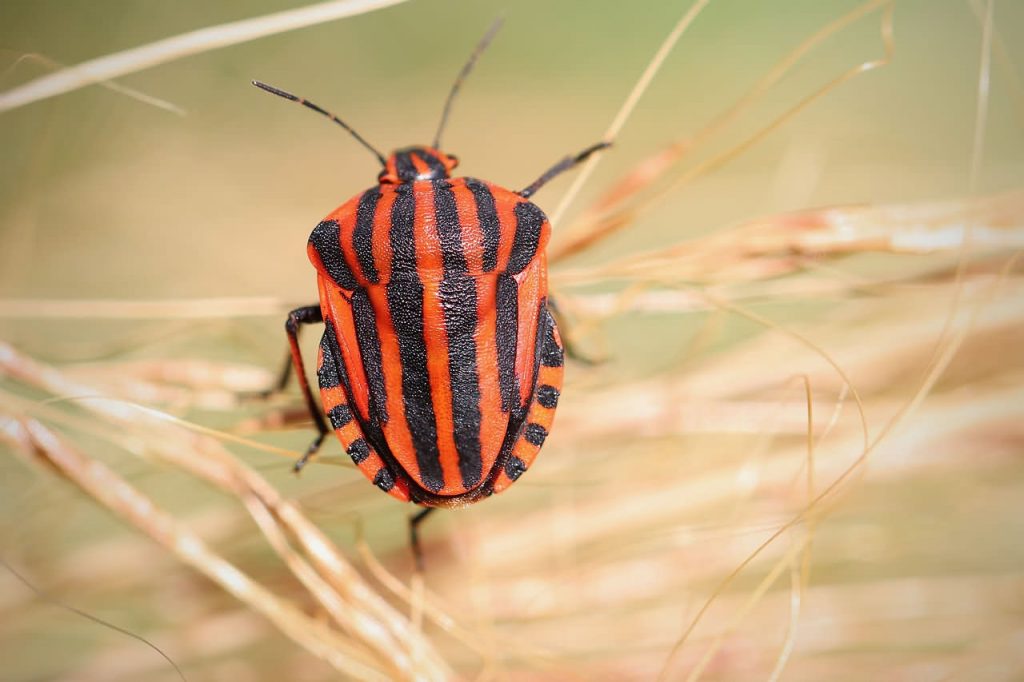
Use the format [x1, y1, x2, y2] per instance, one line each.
[252, 80, 388, 167]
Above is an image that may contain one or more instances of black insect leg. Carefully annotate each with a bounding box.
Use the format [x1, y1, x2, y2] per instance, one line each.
[245, 303, 320, 399]
[547, 297, 601, 365]
[280, 305, 330, 473]
[252, 348, 296, 401]
[518, 141, 611, 199]
[409, 508, 437, 572]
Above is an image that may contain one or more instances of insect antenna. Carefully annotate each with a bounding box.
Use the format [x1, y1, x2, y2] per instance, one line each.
[432, 17, 505, 149]
[252, 80, 387, 166]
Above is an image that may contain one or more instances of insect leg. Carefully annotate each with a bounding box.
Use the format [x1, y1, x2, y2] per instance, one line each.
[242, 302, 321, 402]
[282, 305, 330, 472]
[267, 351, 294, 393]
[547, 296, 601, 365]
[517, 141, 610, 199]
[409, 507, 437, 572]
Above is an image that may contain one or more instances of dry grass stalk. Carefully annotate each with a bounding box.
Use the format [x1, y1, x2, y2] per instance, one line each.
[549, 0, 895, 264]
[551, 190, 1023, 329]
[448, 281, 1020, 678]
[548, 0, 713, 227]
[2, 219, 1020, 678]
[0, 0, 409, 113]
[0, 296, 286, 320]
[3, 186, 1018, 675]
[0, 52, 186, 115]
[0, 416, 391, 680]
[0, 342, 451, 681]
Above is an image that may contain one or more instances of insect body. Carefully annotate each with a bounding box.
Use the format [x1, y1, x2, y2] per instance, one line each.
[308, 150, 568, 505]
[255, 22, 606, 545]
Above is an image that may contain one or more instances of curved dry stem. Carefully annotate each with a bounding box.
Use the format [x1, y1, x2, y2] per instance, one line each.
[653, 280, 868, 679]
[551, 190, 1023, 297]
[548, 0, 713, 227]
[685, 0, 892, 159]
[0, 556, 187, 681]
[896, 0, 990, 482]
[0, 52, 186, 115]
[0, 342, 452, 680]
[970, 0, 995, 193]
[966, 0, 1024, 123]
[661, 2, 895, 206]
[0, 416, 392, 681]
[0, 296, 287, 320]
[671, 397, 823, 680]
[765, 548, 805, 682]
[698, 290, 870, 452]
[34, 396, 307, 462]
[766, 376, 817, 682]
[354, 536, 492, 660]
[680, 538, 807, 682]
[558, 0, 892, 245]
[239, 495, 404, 679]
[656, 254, 1017, 678]
[551, 0, 895, 263]
[0, 0, 409, 113]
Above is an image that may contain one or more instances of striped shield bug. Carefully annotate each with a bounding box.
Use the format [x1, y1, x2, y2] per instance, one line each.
[254, 20, 607, 563]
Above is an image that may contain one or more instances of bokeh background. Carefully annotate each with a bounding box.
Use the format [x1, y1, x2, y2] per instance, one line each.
[1, 0, 1022, 680]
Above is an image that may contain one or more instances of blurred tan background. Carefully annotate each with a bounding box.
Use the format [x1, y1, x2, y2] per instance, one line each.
[1, 1, 1023, 680]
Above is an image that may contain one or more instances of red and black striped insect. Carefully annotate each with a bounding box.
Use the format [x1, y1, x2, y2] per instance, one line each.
[255, 21, 606, 562]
